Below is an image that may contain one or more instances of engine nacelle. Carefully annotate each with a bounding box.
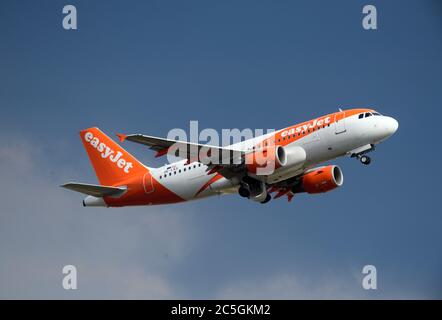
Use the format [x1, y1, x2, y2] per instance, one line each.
[245, 145, 306, 176]
[274, 144, 306, 177]
[295, 165, 344, 194]
[245, 145, 285, 175]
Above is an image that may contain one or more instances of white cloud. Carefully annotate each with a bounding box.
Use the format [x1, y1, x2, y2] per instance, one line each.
[0, 136, 197, 299]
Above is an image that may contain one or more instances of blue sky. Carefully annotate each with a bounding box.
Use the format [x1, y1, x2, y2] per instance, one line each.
[0, 0, 441, 298]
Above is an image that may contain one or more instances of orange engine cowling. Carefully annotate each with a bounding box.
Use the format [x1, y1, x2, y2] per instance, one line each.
[245, 145, 286, 175]
[300, 165, 344, 194]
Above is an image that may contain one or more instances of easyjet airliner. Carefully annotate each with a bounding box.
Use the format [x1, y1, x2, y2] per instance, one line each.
[62, 109, 398, 206]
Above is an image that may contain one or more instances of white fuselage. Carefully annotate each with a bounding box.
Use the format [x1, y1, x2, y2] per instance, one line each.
[148, 110, 398, 201]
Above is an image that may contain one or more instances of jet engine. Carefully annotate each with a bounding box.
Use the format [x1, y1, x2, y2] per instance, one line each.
[245, 144, 306, 176]
[245, 145, 285, 175]
[292, 165, 344, 194]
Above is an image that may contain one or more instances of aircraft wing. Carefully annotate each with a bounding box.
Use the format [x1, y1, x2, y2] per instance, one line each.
[61, 182, 126, 197]
[117, 133, 245, 177]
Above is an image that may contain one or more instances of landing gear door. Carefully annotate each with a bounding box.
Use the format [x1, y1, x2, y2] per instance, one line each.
[334, 111, 346, 134]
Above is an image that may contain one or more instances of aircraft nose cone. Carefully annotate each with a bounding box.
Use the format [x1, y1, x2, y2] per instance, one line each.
[374, 116, 399, 142]
[386, 117, 399, 135]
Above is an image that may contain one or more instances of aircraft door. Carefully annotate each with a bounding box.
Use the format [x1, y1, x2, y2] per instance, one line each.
[334, 111, 346, 134]
[143, 173, 155, 194]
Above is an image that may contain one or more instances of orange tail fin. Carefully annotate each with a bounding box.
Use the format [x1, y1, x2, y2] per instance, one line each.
[79, 127, 147, 186]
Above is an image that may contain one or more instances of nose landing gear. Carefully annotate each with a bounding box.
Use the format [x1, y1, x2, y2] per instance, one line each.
[350, 144, 374, 166]
[359, 155, 371, 165]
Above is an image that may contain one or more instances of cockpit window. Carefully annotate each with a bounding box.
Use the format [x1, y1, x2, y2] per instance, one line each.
[359, 111, 381, 119]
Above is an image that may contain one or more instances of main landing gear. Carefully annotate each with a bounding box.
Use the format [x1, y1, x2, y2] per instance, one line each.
[260, 194, 272, 204]
[238, 177, 272, 204]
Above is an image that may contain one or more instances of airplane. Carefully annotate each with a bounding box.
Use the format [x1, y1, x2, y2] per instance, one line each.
[61, 108, 398, 207]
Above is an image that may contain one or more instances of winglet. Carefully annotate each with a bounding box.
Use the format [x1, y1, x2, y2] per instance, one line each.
[116, 133, 127, 143]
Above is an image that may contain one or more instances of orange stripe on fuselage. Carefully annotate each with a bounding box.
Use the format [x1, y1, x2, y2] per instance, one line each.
[103, 171, 185, 207]
[255, 108, 373, 149]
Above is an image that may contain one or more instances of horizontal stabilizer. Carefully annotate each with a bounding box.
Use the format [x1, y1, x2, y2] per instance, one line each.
[61, 182, 126, 197]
